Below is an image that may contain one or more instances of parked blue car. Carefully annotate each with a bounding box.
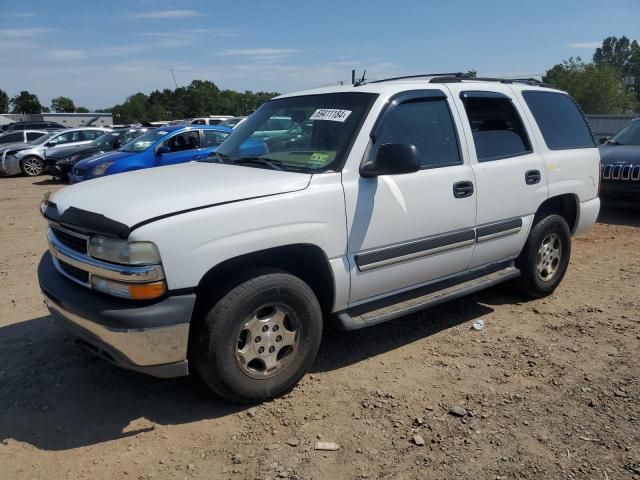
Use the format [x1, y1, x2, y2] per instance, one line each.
[69, 125, 265, 183]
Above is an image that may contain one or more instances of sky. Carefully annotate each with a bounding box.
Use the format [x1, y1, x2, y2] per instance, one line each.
[1, 0, 639, 110]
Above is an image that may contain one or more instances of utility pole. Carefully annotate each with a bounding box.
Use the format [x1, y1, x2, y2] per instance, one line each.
[170, 68, 179, 89]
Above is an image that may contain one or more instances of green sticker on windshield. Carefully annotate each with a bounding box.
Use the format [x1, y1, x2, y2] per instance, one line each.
[310, 152, 329, 164]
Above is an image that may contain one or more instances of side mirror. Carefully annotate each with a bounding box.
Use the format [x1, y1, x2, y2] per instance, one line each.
[598, 136, 609, 145]
[156, 145, 170, 156]
[45, 140, 58, 147]
[360, 143, 421, 177]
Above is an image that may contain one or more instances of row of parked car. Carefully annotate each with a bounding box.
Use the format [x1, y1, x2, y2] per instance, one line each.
[0, 113, 305, 182]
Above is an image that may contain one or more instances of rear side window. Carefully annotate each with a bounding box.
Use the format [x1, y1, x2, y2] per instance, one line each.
[373, 98, 461, 168]
[522, 91, 595, 150]
[0, 132, 23, 143]
[26, 131, 44, 141]
[462, 92, 532, 162]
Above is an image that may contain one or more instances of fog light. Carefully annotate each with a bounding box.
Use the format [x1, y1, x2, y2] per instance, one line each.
[91, 276, 166, 300]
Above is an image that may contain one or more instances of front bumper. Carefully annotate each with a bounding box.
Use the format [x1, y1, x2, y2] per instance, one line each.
[600, 181, 640, 208]
[38, 252, 195, 378]
[0, 154, 22, 176]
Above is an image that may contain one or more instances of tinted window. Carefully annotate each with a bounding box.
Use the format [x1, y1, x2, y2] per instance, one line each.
[164, 131, 199, 152]
[26, 131, 45, 141]
[52, 130, 84, 145]
[0, 132, 23, 144]
[462, 93, 532, 161]
[202, 130, 229, 147]
[207, 119, 222, 125]
[373, 98, 461, 168]
[522, 91, 594, 150]
[81, 130, 103, 140]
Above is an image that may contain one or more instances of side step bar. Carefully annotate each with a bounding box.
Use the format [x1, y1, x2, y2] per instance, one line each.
[337, 265, 520, 331]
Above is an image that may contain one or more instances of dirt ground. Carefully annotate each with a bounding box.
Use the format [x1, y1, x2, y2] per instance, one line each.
[0, 175, 638, 480]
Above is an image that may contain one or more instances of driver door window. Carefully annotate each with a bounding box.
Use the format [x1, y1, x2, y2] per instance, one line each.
[164, 131, 200, 152]
[372, 98, 461, 168]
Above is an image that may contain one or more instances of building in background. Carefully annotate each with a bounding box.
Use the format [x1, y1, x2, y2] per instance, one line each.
[586, 114, 639, 138]
[0, 112, 113, 129]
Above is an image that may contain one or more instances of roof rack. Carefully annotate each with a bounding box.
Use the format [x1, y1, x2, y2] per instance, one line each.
[359, 72, 465, 86]
[429, 75, 550, 87]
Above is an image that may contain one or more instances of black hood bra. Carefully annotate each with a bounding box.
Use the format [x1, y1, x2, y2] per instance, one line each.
[599, 144, 640, 165]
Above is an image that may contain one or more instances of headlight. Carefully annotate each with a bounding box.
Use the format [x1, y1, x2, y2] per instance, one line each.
[89, 236, 161, 265]
[92, 162, 113, 176]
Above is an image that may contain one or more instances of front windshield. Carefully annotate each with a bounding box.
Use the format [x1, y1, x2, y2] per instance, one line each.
[30, 132, 57, 145]
[211, 92, 377, 172]
[609, 121, 640, 146]
[120, 129, 167, 152]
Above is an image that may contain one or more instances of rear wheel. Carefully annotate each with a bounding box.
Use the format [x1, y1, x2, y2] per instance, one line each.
[192, 269, 323, 403]
[515, 214, 571, 298]
[20, 156, 44, 176]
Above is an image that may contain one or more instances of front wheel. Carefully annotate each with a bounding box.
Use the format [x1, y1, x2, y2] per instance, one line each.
[515, 214, 571, 298]
[192, 269, 323, 403]
[20, 156, 44, 176]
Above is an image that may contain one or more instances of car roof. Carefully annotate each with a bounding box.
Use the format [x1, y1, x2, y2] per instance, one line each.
[275, 77, 565, 99]
[158, 125, 232, 133]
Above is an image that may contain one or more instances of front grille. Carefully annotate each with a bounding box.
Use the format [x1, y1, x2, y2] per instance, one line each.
[51, 227, 88, 254]
[58, 259, 90, 284]
[601, 164, 640, 181]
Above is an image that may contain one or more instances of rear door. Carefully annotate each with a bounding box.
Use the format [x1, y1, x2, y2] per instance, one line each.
[446, 84, 548, 268]
[157, 130, 202, 166]
[195, 129, 229, 159]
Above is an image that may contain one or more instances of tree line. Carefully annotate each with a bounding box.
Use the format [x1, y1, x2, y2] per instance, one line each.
[1, 36, 638, 121]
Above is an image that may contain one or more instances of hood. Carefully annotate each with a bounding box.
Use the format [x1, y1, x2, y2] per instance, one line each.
[4, 144, 34, 156]
[75, 150, 133, 168]
[599, 144, 640, 165]
[49, 162, 311, 230]
[47, 144, 97, 160]
[0, 142, 28, 154]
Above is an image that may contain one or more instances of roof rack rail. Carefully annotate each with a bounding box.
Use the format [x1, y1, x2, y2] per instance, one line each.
[429, 75, 550, 87]
[360, 72, 466, 85]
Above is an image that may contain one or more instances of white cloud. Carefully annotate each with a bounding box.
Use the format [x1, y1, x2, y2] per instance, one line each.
[2, 12, 36, 18]
[222, 48, 299, 57]
[0, 28, 50, 38]
[49, 49, 86, 60]
[568, 42, 601, 49]
[129, 9, 201, 19]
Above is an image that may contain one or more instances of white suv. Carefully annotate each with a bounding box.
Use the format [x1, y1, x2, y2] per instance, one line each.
[38, 74, 600, 403]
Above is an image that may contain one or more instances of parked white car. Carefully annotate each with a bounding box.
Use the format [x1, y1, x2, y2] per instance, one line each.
[38, 74, 600, 403]
[2, 127, 111, 176]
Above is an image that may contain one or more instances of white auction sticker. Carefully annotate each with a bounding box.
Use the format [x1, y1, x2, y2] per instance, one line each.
[309, 109, 352, 122]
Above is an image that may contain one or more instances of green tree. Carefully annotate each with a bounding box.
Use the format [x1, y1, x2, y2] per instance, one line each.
[76, 106, 90, 113]
[543, 57, 637, 113]
[593, 36, 640, 103]
[51, 96, 76, 112]
[10, 90, 42, 114]
[0, 89, 9, 113]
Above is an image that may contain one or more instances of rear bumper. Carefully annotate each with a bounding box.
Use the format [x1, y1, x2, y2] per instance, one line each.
[574, 197, 600, 236]
[38, 252, 195, 378]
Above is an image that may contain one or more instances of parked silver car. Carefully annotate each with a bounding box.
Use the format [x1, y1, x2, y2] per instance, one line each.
[1, 127, 111, 176]
[0, 129, 48, 146]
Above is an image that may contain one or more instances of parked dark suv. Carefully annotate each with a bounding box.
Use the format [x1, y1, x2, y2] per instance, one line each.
[599, 118, 640, 208]
[4, 121, 66, 131]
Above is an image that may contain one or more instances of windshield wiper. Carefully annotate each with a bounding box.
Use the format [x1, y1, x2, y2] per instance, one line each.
[229, 156, 283, 171]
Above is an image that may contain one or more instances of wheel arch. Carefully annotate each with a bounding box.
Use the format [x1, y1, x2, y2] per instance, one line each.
[190, 243, 336, 325]
[533, 194, 579, 234]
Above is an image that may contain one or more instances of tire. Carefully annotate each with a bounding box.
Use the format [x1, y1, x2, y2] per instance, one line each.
[20, 156, 44, 177]
[515, 214, 571, 298]
[192, 269, 323, 403]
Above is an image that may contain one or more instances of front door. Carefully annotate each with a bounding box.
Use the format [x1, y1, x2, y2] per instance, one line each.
[157, 130, 202, 166]
[445, 84, 549, 268]
[344, 90, 477, 304]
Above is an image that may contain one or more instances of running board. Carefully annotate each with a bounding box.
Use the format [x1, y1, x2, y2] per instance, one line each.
[337, 265, 520, 331]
